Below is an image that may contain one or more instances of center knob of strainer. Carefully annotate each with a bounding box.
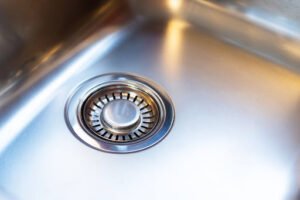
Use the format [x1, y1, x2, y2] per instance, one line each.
[101, 99, 141, 135]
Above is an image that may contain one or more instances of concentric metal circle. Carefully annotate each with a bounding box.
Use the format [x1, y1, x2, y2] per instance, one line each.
[82, 84, 160, 143]
[65, 73, 175, 153]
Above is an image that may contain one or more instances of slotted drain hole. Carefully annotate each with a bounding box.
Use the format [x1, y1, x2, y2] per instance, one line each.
[82, 84, 160, 143]
[65, 73, 174, 153]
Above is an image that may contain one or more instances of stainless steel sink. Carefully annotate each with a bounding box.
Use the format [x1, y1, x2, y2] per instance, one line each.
[1, 0, 300, 199]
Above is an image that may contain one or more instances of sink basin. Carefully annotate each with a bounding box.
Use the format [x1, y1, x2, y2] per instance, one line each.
[1, 0, 300, 199]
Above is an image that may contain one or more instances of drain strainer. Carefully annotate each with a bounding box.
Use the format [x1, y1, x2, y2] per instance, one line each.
[65, 73, 175, 153]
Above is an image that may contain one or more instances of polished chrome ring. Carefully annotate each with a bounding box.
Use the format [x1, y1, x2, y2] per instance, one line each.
[81, 82, 161, 143]
[65, 73, 175, 153]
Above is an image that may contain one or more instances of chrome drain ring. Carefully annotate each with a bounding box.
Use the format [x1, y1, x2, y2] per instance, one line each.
[65, 73, 175, 153]
[82, 84, 160, 143]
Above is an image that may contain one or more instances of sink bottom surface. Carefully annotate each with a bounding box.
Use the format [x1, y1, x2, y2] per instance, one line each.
[1, 19, 300, 200]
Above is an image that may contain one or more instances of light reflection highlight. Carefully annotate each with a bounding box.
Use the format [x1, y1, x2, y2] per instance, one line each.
[162, 19, 188, 79]
[245, 8, 300, 39]
[0, 29, 128, 155]
[283, 43, 300, 58]
[40, 44, 62, 63]
[167, 0, 182, 13]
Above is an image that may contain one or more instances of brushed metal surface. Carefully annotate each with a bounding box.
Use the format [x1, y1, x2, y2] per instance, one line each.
[229, 0, 300, 22]
[0, 0, 101, 88]
[1, 0, 300, 199]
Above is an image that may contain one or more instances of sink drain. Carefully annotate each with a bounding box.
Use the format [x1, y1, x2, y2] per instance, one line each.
[82, 84, 160, 143]
[65, 73, 175, 153]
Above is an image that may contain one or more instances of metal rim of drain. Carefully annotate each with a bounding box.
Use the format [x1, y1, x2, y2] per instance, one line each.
[65, 73, 175, 153]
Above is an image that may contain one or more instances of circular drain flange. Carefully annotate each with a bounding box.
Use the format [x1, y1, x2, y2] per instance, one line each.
[82, 84, 160, 143]
[65, 73, 175, 153]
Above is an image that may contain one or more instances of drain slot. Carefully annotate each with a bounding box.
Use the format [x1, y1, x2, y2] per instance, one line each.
[65, 73, 174, 153]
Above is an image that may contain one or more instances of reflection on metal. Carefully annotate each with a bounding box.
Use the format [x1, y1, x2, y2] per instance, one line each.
[131, 0, 300, 73]
[283, 43, 300, 58]
[167, 0, 182, 13]
[0, 0, 102, 90]
[245, 8, 300, 39]
[0, 22, 134, 155]
[162, 19, 188, 79]
[39, 44, 62, 64]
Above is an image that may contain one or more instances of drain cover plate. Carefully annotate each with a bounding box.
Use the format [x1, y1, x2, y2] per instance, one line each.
[82, 84, 159, 143]
[65, 73, 175, 153]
